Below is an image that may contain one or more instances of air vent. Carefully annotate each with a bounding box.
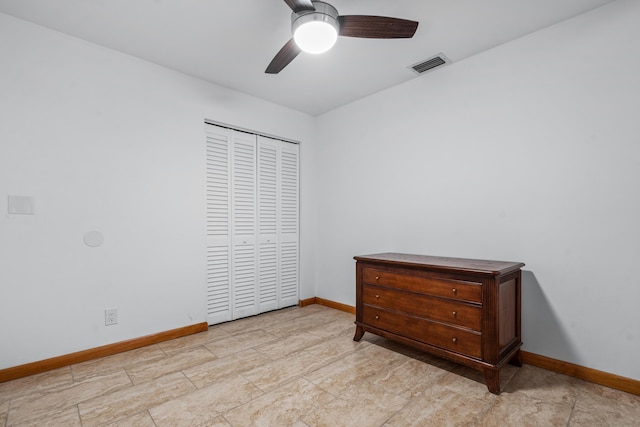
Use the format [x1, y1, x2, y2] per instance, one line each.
[409, 54, 450, 75]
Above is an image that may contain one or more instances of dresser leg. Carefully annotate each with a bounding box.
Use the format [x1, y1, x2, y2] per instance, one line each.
[509, 349, 523, 367]
[353, 325, 364, 342]
[484, 369, 501, 394]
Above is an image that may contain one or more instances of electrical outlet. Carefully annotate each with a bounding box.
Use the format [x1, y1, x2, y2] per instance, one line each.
[105, 308, 118, 326]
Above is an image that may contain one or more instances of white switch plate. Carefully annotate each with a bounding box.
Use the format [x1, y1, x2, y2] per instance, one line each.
[8, 195, 35, 215]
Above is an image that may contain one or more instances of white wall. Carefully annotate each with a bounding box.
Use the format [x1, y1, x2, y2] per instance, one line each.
[314, 0, 640, 380]
[0, 12, 316, 369]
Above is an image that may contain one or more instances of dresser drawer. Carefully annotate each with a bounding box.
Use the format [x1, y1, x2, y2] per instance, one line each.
[362, 268, 482, 303]
[363, 285, 481, 331]
[363, 306, 482, 358]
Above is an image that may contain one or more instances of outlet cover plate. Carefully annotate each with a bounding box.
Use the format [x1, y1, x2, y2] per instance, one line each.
[105, 308, 118, 326]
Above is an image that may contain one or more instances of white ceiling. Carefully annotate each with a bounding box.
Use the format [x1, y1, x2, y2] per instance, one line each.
[0, 0, 614, 116]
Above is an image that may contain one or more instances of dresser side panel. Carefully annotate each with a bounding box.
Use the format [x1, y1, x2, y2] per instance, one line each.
[499, 278, 517, 348]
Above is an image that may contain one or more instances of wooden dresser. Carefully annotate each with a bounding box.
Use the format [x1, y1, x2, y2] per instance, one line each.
[354, 253, 525, 394]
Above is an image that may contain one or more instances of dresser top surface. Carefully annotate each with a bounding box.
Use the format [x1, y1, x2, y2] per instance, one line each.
[354, 253, 524, 276]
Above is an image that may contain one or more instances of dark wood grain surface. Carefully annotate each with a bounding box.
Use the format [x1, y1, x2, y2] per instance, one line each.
[354, 253, 524, 394]
[354, 252, 524, 276]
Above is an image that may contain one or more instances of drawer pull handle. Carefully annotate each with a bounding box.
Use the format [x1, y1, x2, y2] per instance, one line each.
[375, 276, 380, 281]
[375, 315, 380, 320]
[452, 337, 458, 344]
[452, 311, 457, 317]
[452, 288, 457, 295]
[375, 294, 380, 299]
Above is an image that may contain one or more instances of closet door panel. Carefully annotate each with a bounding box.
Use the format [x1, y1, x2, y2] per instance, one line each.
[257, 138, 279, 312]
[279, 142, 299, 307]
[231, 132, 258, 319]
[205, 127, 232, 324]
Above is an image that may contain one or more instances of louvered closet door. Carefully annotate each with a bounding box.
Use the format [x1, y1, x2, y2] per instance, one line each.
[205, 123, 299, 325]
[257, 137, 279, 312]
[279, 141, 299, 307]
[205, 126, 232, 325]
[231, 132, 258, 319]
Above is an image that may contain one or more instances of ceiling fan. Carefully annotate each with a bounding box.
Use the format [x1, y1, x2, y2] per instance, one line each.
[265, 0, 419, 74]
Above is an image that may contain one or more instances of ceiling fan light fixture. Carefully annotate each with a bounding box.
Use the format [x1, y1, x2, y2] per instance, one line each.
[292, 1, 339, 54]
[268, 0, 419, 74]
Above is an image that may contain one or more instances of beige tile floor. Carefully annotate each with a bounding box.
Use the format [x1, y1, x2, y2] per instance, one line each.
[1, 304, 639, 426]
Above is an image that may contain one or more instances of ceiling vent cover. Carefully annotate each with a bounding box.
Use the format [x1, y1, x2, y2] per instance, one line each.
[409, 54, 450, 75]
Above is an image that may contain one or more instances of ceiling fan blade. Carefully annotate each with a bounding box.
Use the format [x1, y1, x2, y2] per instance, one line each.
[338, 15, 419, 38]
[265, 39, 302, 74]
[283, 0, 315, 13]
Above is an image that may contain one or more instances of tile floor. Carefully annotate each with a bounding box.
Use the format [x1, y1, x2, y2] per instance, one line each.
[1, 304, 639, 426]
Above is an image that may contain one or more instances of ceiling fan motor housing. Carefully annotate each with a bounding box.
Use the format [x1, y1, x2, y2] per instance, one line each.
[291, 1, 340, 54]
